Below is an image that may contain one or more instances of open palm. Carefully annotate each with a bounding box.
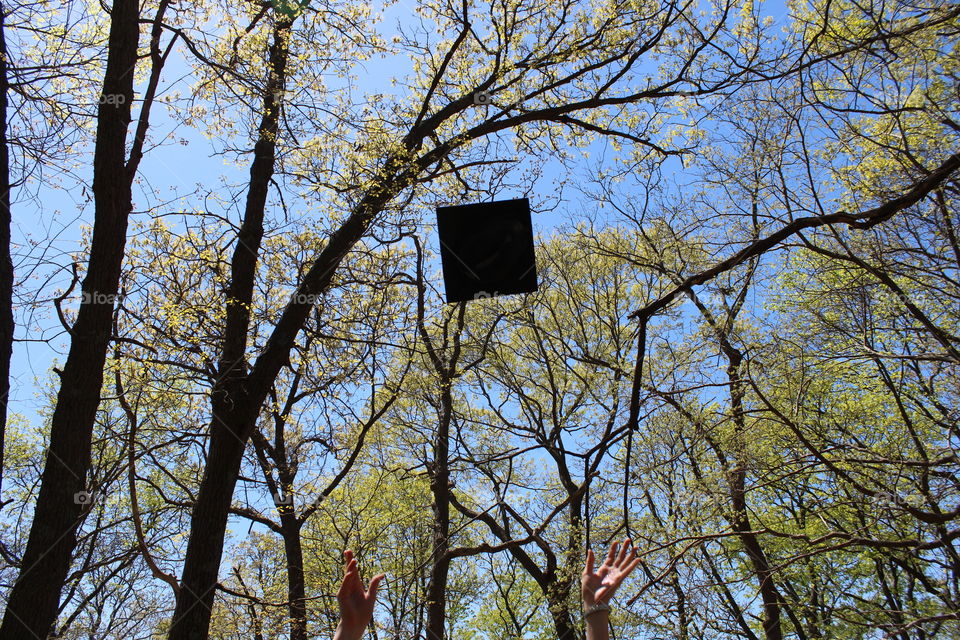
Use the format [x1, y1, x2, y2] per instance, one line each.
[336, 549, 384, 640]
[581, 538, 641, 607]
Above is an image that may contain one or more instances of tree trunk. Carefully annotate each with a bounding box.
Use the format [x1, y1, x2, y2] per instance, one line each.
[167, 20, 291, 640]
[169, 398, 257, 640]
[281, 514, 308, 640]
[0, 1, 139, 637]
[722, 341, 783, 640]
[425, 381, 453, 640]
[0, 2, 14, 494]
[546, 589, 578, 640]
[549, 441, 583, 640]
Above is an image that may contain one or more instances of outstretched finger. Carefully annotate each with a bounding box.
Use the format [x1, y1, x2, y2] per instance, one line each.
[367, 573, 385, 600]
[615, 538, 631, 565]
[604, 539, 618, 566]
[344, 558, 359, 578]
[583, 548, 595, 576]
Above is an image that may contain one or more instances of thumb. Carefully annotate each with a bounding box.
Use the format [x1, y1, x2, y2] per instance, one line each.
[583, 549, 595, 576]
[594, 585, 610, 603]
[367, 573, 385, 601]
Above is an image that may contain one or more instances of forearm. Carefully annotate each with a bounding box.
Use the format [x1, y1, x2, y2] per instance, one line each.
[585, 611, 609, 640]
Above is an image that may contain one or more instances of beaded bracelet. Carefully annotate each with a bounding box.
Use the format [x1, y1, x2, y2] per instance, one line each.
[583, 602, 611, 618]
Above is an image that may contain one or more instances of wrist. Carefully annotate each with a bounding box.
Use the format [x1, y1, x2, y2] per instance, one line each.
[334, 621, 365, 640]
[583, 601, 611, 619]
[584, 608, 609, 640]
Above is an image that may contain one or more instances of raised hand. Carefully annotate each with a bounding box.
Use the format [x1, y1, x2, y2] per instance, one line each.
[334, 549, 384, 640]
[581, 538, 641, 608]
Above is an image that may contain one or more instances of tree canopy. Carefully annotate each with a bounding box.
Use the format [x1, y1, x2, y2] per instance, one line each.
[0, 0, 957, 638]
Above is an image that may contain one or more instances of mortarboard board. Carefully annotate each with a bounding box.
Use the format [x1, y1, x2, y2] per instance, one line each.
[436, 197, 538, 303]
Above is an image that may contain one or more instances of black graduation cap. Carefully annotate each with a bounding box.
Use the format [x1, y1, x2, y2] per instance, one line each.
[436, 197, 538, 303]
